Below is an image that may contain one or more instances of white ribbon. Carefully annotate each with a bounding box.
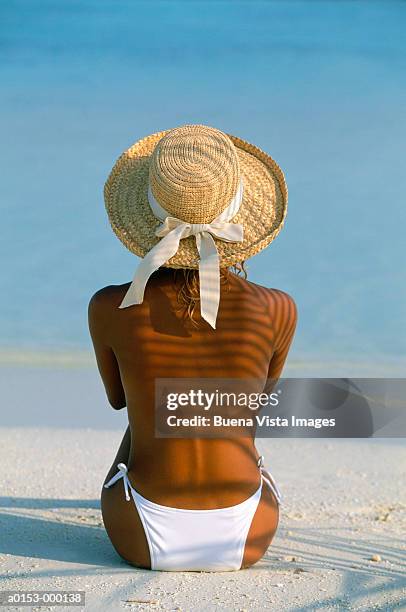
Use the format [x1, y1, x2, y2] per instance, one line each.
[118, 180, 244, 328]
[104, 462, 131, 501]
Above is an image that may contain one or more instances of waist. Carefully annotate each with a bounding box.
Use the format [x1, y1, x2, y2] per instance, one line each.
[127, 439, 263, 509]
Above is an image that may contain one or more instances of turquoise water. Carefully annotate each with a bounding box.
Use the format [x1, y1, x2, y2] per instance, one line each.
[1, 1, 405, 370]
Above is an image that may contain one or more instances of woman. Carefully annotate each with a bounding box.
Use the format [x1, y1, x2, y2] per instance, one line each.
[88, 124, 297, 571]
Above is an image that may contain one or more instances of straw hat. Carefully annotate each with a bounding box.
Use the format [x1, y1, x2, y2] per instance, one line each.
[104, 124, 288, 269]
[103, 124, 288, 328]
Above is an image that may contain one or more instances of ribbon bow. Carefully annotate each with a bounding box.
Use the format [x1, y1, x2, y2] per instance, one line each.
[118, 181, 244, 329]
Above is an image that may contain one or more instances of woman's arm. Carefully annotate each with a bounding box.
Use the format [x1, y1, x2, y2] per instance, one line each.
[264, 289, 298, 391]
[88, 288, 126, 410]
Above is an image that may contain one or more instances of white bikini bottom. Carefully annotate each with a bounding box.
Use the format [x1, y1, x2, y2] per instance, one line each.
[104, 455, 281, 572]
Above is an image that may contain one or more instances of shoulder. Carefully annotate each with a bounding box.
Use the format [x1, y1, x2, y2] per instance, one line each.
[88, 283, 130, 311]
[229, 274, 297, 332]
[265, 288, 297, 316]
[87, 284, 130, 331]
[232, 274, 297, 315]
[264, 288, 298, 333]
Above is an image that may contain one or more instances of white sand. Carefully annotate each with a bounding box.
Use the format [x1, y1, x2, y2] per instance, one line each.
[0, 428, 405, 612]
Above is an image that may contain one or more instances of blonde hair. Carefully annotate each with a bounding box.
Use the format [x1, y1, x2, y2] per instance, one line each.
[173, 262, 247, 326]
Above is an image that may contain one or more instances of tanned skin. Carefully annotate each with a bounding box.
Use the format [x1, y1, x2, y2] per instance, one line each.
[88, 267, 297, 569]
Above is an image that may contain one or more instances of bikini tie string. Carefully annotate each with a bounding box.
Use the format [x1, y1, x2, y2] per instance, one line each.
[117, 180, 244, 330]
[104, 462, 131, 501]
[257, 455, 282, 505]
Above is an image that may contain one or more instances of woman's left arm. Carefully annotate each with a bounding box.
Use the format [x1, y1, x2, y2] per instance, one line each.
[88, 289, 126, 410]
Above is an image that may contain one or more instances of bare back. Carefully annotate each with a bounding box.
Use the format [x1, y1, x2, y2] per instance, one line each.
[89, 268, 297, 509]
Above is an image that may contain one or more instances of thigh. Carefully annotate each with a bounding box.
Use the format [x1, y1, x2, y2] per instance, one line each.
[101, 425, 151, 569]
[241, 479, 279, 569]
[101, 481, 151, 569]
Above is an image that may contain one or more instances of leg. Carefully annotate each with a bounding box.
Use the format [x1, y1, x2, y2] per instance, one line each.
[101, 425, 151, 569]
[241, 478, 279, 569]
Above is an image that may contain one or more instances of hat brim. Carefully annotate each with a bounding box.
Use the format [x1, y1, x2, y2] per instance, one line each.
[104, 129, 288, 269]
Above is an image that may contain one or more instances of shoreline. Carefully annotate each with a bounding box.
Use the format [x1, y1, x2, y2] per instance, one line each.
[1, 348, 406, 377]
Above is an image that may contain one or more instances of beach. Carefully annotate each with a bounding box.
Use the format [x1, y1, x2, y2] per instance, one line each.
[1, 1, 406, 610]
[1, 427, 405, 611]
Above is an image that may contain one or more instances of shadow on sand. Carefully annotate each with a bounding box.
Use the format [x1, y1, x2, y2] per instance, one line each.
[264, 526, 406, 611]
[0, 496, 115, 568]
[1, 499, 405, 610]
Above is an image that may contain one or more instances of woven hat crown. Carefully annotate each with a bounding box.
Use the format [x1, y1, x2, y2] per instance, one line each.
[148, 124, 241, 224]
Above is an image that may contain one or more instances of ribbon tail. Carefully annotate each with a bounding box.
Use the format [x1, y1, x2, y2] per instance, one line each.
[197, 233, 220, 329]
[104, 471, 123, 489]
[119, 225, 186, 308]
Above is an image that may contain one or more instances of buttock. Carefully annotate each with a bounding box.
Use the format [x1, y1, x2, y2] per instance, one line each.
[241, 469, 280, 568]
[101, 477, 152, 568]
[101, 456, 281, 571]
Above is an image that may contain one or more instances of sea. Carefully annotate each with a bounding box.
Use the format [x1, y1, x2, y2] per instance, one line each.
[1, 1, 405, 379]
